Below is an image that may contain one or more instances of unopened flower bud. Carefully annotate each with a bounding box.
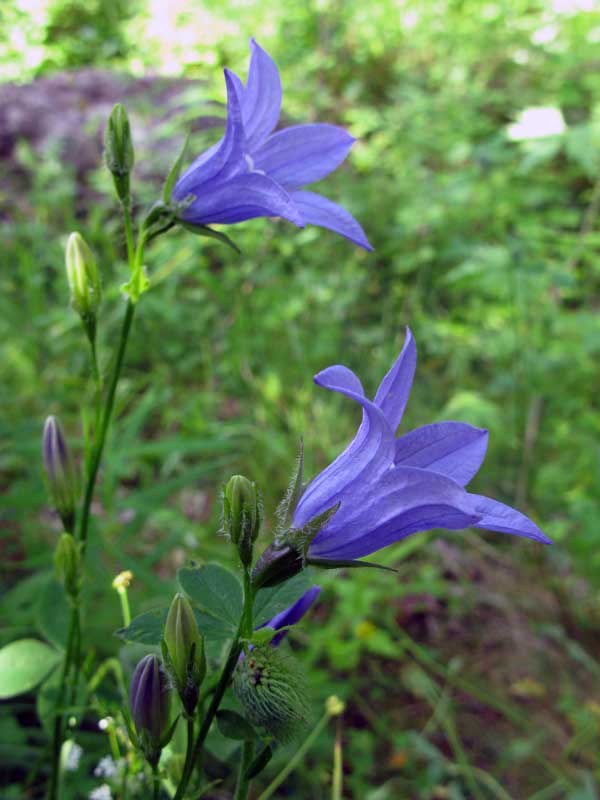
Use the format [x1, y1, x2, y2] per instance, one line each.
[223, 475, 263, 566]
[129, 655, 171, 767]
[65, 233, 102, 324]
[233, 645, 308, 741]
[163, 593, 206, 714]
[252, 541, 304, 589]
[42, 416, 78, 532]
[54, 532, 80, 598]
[104, 103, 134, 203]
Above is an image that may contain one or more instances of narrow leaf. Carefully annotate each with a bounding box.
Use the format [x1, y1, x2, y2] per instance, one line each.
[307, 557, 398, 573]
[275, 439, 304, 535]
[115, 609, 167, 645]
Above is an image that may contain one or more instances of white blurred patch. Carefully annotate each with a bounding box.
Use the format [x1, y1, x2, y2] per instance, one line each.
[507, 107, 566, 141]
[64, 741, 83, 771]
[553, 0, 598, 12]
[89, 786, 113, 800]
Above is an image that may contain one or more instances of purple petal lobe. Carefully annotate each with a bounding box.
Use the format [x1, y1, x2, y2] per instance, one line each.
[259, 586, 321, 647]
[173, 70, 246, 201]
[290, 190, 373, 251]
[253, 124, 355, 189]
[309, 466, 480, 560]
[180, 171, 304, 226]
[242, 38, 282, 150]
[395, 421, 488, 486]
[373, 328, 416, 432]
[293, 367, 394, 527]
[471, 494, 551, 543]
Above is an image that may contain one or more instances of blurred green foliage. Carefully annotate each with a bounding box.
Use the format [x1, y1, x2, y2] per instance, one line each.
[3, 0, 600, 797]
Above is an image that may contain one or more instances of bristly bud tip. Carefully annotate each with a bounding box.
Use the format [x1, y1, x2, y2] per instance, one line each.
[222, 475, 263, 567]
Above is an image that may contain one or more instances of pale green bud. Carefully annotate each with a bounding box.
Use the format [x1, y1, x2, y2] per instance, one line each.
[223, 475, 263, 566]
[54, 532, 80, 598]
[163, 593, 206, 714]
[65, 233, 102, 323]
[104, 103, 134, 202]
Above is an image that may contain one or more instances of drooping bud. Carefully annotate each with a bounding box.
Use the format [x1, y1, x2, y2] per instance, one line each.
[233, 645, 309, 741]
[222, 475, 263, 567]
[42, 416, 78, 533]
[104, 103, 134, 203]
[163, 593, 206, 714]
[129, 654, 171, 767]
[252, 541, 304, 590]
[65, 233, 102, 329]
[54, 532, 80, 598]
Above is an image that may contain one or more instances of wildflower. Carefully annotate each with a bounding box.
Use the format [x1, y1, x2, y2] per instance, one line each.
[172, 39, 371, 251]
[258, 586, 321, 647]
[291, 328, 550, 562]
[129, 654, 171, 766]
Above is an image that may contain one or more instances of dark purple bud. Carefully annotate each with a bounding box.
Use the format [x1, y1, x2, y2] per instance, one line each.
[252, 541, 304, 590]
[42, 416, 78, 532]
[129, 654, 171, 765]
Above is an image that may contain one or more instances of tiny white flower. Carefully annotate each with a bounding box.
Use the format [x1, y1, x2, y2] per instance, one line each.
[89, 784, 112, 800]
[64, 741, 83, 772]
[94, 756, 118, 778]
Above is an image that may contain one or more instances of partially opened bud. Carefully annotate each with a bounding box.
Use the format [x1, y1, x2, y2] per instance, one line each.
[42, 416, 78, 532]
[54, 533, 80, 598]
[223, 475, 262, 566]
[129, 655, 171, 766]
[233, 645, 308, 741]
[163, 593, 206, 714]
[104, 103, 134, 203]
[65, 232, 102, 323]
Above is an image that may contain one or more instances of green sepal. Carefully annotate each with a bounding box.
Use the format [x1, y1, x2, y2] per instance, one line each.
[180, 222, 241, 254]
[296, 502, 341, 556]
[307, 557, 398, 573]
[247, 626, 291, 646]
[216, 709, 257, 741]
[121, 706, 138, 746]
[245, 744, 274, 780]
[274, 439, 304, 536]
[163, 132, 190, 204]
[160, 713, 180, 749]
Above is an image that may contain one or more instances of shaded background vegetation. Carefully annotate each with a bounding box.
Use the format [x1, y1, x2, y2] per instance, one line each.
[2, 0, 600, 797]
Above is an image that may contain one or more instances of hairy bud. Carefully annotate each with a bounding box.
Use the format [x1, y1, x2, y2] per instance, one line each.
[223, 475, 263, 566]
[65, 232, 102, 327]
[54, 533, 80, 598]
[233, 645, 309, 741]
[42, 416, 78, 532]
[163, 593, 206, 714]
[104, 103, 134, 203]
[129, 655, 171, 767]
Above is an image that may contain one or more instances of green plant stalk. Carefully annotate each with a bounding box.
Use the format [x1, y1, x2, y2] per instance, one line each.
[173, 572, 254, 800]
[233, 740, 255, 800]
[257, 708, 331, 800]
[152, 763, 160, 800]
[331, 716, 342, 800]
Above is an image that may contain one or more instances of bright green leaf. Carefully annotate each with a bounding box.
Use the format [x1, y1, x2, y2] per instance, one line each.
[0, 639, 61, 699]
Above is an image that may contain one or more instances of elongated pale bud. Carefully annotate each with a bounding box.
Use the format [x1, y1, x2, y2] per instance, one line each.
[65, 233, 102, 326]
[163, 593, 206, 714]
[129, 655, 171, 767]
[42, 416, 78, 532]
[223, 475, 263, 567]
[104, 103, 134, 203]
[54, 532, 80, 598]
[233, 645, 309, 741]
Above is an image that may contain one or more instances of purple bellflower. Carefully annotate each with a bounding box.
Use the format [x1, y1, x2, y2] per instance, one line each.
[259, 586, 321, 647]
[172, 39, 371, 251]
[293, 329, 550, 563]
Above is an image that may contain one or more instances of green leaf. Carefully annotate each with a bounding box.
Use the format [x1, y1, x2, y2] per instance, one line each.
[0, 639, 61, 699]
[245, 744, 273, 779]
[178, 564, 243, 636]
[163, 132, 190, 204]
[36, 578, 70, 649]
[216, 709, 257, 741]
[180, 222, 241, 254]
[253, 571, 313, 627]
[115, 609, 167, 645]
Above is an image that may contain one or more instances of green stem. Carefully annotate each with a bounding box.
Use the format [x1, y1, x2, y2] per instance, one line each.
[257, 709, 331, 800]
[123, 202, 135, 270]
[234, 740, 255, 800]
[173, 575, 254, 800]
[331, 716, 342, 800]
[152, 763, 160, 800]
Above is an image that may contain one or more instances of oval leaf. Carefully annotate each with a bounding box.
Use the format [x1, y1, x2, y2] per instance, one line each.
[178, 564, 243, 635]
[0, 639, 61, 699]
[115, 609, 167, 645]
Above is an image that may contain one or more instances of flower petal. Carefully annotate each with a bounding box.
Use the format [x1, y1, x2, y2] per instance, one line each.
[373, 328, 416, 432]
[253, 124, 355, 189]
[289, 190, 373, 251]
[309, 466, 480, 560]
[180, 171, 304, 226]
[242, 38, 282, 150]
[293, 365, 395, 527]
[470, 495, 551, 543]
[173, 70, 246, 201]
[259, 586, 321, 647]
[394, 421, 488, 486]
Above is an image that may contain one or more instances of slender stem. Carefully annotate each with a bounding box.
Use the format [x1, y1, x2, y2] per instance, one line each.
[257, 709, 331, 800]
[152, 763, 160, 800]
[123, 202, 135, 270]
[173, 574, 254, 800]
[331, 716, 342, 800]
[180, 715, 195, 789]
[234, 740, 255, 800]
[118, 587, 131, 627]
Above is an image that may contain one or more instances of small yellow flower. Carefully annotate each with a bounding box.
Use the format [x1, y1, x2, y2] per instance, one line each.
[326, 695, 345, 717]
[112, 570, 133, 592]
